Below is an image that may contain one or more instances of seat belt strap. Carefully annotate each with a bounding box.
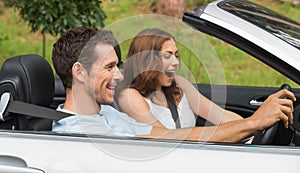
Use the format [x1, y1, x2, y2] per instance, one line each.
[0, 92, 72, 121]
[6, 100, 72, 121]
[166, 98, 181, 129]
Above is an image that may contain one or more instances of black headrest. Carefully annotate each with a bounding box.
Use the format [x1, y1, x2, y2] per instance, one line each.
[114, 43, 123, 67]
[0, 54, 54, 106]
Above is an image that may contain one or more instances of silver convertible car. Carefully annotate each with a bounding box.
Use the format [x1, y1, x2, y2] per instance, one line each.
[0, 0, 300, 172]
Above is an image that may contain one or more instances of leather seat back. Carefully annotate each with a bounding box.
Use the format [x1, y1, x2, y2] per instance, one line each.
[0, 54, 54, 130]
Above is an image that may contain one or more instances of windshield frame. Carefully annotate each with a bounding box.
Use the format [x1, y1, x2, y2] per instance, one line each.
[218, 0, 300, 50]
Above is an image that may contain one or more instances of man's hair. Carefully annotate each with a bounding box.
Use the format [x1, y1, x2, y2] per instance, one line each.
[52, 26, 120, 90]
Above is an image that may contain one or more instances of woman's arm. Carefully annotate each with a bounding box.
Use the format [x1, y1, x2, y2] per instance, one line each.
[138, 89, 295, 142]
[118, 88, 166, 128]
[175, 75, 242, 125]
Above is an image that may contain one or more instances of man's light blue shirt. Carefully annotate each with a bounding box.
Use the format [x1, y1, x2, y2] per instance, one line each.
[52, 104, 153, 137]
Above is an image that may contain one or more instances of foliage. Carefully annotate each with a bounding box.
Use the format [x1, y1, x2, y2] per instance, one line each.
[186, 0, 215, 7]
[0, 0, 299, 86]
[3, 0, 106, 36]
[0, 1, 4, 14]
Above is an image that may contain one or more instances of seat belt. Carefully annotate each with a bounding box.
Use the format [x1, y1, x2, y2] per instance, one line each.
[166, 98, 181, 128]
[0, 92, 72, 121]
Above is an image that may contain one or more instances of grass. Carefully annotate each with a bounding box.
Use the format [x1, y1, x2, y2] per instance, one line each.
[0, 7, 58, 64]
[0, 0, 299, 87]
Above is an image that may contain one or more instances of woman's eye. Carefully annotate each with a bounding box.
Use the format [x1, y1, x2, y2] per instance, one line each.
[163, 54, 172, 59]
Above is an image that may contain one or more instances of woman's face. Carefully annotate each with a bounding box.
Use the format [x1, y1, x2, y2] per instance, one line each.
[158, 38, 180, 88]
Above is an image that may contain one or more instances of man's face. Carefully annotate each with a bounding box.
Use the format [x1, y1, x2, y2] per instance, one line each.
[86, 43, 123, 105]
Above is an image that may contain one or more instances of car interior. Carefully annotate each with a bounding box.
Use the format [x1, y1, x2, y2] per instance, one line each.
[0, 53, 300, 146]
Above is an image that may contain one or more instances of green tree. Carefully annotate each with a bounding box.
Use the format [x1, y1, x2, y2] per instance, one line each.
[4, 0, 106, 57]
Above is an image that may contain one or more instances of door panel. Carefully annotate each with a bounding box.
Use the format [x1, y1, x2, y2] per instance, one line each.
[1, 132, 300, 173]
[196, 84, 300, 131]
[0, 155, 44, 173]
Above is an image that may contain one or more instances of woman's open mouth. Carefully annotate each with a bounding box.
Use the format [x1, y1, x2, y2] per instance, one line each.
[164, 71, 174, 77]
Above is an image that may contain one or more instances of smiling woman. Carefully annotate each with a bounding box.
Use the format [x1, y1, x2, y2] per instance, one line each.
[115, 28, 245, 130]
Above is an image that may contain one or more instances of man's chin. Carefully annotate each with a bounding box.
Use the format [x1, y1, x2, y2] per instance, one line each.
[99, 98, 114, 105]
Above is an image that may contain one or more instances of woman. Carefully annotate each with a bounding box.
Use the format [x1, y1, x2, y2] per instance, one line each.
[116, 28, 243, 129]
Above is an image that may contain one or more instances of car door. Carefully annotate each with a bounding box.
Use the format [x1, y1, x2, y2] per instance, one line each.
[1, 130, 300, 173]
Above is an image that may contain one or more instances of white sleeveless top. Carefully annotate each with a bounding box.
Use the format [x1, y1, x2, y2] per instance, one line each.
[144, 94, 196, 129]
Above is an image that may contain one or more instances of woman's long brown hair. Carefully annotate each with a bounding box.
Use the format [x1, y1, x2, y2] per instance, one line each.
[116, 28, 181, 108]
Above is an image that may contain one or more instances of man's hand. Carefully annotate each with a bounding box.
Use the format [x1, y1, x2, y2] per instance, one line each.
[250, 89, 296, 130]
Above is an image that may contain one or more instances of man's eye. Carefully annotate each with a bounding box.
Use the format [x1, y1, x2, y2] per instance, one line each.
[106, 65, 114, 71]
[109, 65, 114, 68]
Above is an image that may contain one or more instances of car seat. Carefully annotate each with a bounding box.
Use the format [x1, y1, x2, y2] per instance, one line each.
[52, 77, 66, 109]
[0, 54, 55, 130]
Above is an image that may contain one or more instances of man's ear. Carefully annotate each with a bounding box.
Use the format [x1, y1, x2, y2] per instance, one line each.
[72, 62, 86, 83]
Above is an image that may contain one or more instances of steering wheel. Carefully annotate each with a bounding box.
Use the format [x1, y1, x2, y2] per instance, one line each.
[252, 84, 293, 145]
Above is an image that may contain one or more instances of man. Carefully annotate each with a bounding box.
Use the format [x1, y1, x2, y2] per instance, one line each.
[52, 26, 296, 142]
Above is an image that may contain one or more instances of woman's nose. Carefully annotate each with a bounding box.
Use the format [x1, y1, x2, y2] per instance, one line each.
[172, 56, 180, 66]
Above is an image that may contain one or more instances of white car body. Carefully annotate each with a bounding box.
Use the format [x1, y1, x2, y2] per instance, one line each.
[1, 0, 300, 173]
[1, 132, 300, 173]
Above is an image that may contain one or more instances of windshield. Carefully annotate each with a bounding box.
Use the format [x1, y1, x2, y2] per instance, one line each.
[218, 0, 300, 50]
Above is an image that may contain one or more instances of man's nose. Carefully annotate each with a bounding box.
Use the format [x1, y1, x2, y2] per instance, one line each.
[114, 67, 124, 81]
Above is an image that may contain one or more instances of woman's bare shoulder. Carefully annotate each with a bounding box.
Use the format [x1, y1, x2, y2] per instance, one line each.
[120, 87, 142, 97]
[175, 75, 194, 91]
